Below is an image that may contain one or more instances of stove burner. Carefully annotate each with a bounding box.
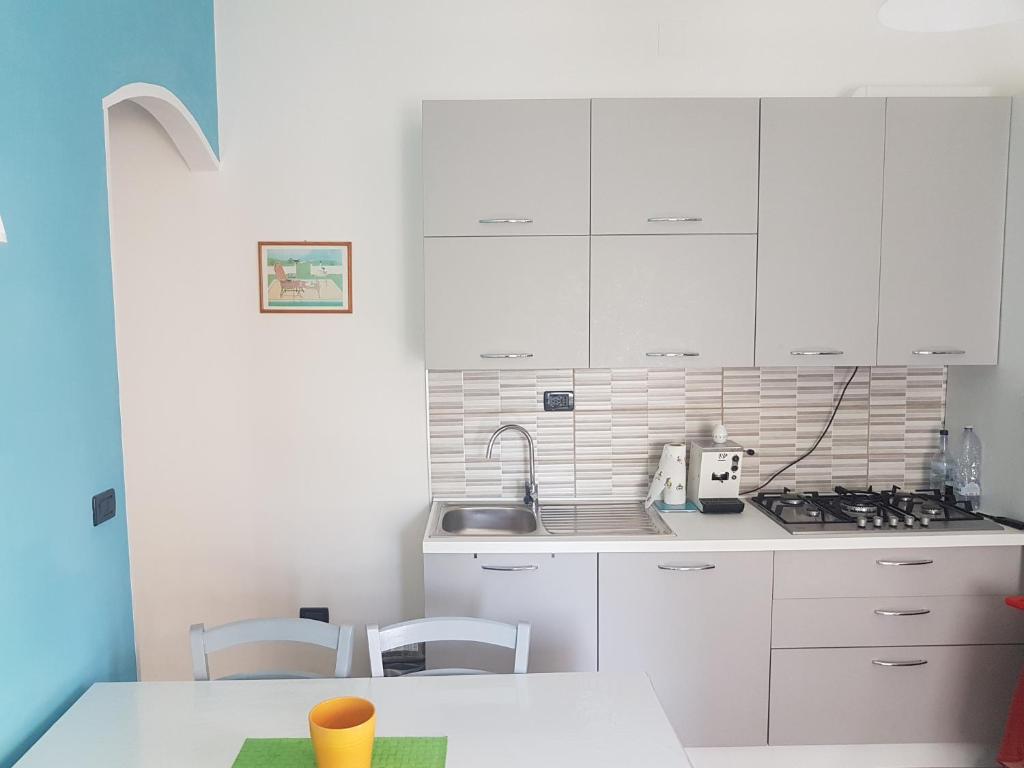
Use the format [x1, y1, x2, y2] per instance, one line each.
[842, 500, 878, 515]
[752, 486, 1001, 535]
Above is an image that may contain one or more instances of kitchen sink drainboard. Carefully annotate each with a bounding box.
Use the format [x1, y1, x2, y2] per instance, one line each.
[540, 502, 673, 536]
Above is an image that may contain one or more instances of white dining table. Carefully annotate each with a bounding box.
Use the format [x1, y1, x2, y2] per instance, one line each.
[15, 671, 691, 767]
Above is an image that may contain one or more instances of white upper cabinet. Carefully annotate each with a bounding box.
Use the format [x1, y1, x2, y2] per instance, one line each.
[591, 98, 760, 235]
[877, 97, 1011, 366]
[422, 99, 591, 237]
[756, 98, 885, 367]
[424, 236, 590, 370]
[590, 235, 756, 368]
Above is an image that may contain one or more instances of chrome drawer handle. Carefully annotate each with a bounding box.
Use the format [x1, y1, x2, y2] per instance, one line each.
[874, 608, 931, 617]
[912, 349, 966, 356]
[646, 351, 700, 358]
[872, 659, 928, 667]
[791, 350, 844, 356]
[658, 563, 716, 571]
[876, 559, 934, 566]
[647, 216, 704, 223]
[478, 218, 533, 224]
[480, 353, 534, 359]
[481, 565, 538, 572]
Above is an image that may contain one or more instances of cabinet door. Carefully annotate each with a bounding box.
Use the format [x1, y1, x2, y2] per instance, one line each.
[590, 235, 755, 368]
[599, 552, 772, 747]
[423, 553, 597, 673]
[877, 97, 1011, 365]
[422, 99, 590, 236]
[591, 98, 759, 235]
[769, 645, 1024, 744]
[424, 236, 589, 369]
[756, 98, 884, 366]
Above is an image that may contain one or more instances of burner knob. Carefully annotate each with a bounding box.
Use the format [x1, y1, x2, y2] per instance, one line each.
[873, 516, 883, 528]
[921, 516, 930, 528]
[807, 507, 820, 518]
[889, 516, 899, 528]
[904, 514, 916, 527]
[857, 516, 868, 528]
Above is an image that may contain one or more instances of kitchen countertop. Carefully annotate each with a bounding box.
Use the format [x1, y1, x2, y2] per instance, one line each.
[422, 498, 1024, 554]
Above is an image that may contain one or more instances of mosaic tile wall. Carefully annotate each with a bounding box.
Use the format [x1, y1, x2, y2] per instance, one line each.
[426, 367, 947, 499]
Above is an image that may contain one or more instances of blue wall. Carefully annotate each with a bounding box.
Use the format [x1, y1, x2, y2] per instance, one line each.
[0, 2, 218, 765]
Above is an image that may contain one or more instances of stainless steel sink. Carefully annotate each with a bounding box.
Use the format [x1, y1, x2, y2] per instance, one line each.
[439, 504, 538, 535]
[432, 500, 675, 538]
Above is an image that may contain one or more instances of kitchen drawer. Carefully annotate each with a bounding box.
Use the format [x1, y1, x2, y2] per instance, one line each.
[769, 644, 1024, 744]
[772, 595, 1024, 648]
[774, 547, 1022, 599]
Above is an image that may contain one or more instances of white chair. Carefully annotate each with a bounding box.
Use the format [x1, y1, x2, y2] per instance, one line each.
[366, 617, 530, 677]
[189, 618, 355, 681]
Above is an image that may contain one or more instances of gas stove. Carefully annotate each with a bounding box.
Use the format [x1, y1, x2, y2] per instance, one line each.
[752, 486, 1004, 535]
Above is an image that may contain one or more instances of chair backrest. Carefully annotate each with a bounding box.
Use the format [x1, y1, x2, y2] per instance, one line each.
[366, 617, 530, 678]
[189, 618, 355, 681]
[273, 263, 287, 281]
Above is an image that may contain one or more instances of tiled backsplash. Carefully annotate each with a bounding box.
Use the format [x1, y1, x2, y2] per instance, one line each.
[426, 367, 947, 499]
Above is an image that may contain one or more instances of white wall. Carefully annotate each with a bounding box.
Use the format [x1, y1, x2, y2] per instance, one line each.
[946, 96, 1024, 519]
[109, 0, 1024, 680]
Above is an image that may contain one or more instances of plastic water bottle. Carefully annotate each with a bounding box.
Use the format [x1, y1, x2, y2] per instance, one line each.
[928, 428, 952, 490]
[954, 426, 983, 507]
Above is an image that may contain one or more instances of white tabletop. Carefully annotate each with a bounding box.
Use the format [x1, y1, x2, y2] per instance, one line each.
[15, 672, 690, 768]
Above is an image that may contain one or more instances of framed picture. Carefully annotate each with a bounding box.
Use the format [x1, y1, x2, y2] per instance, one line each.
[258, 241, 352, 314]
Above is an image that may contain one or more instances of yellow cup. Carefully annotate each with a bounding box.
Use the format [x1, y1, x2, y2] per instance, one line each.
[308, 697, 376, 768]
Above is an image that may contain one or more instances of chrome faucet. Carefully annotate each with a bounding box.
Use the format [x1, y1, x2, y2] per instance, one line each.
[485, 424, 539, 513]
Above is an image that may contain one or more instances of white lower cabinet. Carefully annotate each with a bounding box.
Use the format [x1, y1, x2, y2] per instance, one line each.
[769, 645, 1024, 745]
[423, 553, 596, 673]
[598, 552, 773, 747]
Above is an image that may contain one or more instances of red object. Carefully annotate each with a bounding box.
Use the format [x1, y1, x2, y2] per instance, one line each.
[998, 597, 1024, 767]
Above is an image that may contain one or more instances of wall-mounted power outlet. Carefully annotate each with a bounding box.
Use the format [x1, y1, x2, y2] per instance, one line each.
[92, 489, 116, 527]
[543, 391, 574, 412]
[300, 606, 329, 623]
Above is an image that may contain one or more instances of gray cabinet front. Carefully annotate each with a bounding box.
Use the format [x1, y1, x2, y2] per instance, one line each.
[424, 553, 597, 673]
[424, 236, 590, 369]
[877, 97, 1011, 365]
[591, 98, 759, 235]
[756, 98, 884, 367]
[770, 644, 1024, 744]
[598, 551, 772, 747]
[423, 99, 591, 237]
[589, 235, 756, 368]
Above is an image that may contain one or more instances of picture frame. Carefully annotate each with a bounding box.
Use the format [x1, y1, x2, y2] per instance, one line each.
[258, 241, 353, 314]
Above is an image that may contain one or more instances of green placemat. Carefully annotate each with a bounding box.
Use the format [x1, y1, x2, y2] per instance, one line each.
[232, 737, 447, 768]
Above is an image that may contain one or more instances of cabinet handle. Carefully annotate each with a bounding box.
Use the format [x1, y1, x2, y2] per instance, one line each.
[658, 563, 716, 571]
[481, 565, 538, 572]
[912, 349, 966, 356]
[872, 659, 928, 667]
[874, 608, 932, 617]
[791, 350, 844, 356]
[646, 351, 700, 358]
[478, 218, 533, 224]
[876, 559, 934, 567]
[647, 216, 704, 223]
[480, 353, 534, 359]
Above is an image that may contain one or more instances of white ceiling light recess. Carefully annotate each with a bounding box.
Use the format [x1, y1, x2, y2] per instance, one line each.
[879, 0, 1024, 31]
